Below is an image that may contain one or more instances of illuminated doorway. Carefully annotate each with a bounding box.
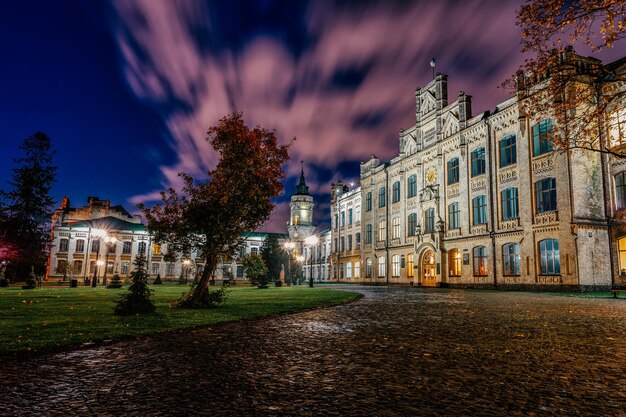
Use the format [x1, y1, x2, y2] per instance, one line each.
[421, 249, 437, 287]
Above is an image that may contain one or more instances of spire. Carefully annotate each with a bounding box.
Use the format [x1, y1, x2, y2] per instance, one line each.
[295, 160, 310, 195]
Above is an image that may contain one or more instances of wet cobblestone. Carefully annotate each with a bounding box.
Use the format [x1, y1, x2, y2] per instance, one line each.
[1, 287, 625, 416]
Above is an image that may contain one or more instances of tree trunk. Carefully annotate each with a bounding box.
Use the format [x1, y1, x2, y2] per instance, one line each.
[190, 255, 217, 305]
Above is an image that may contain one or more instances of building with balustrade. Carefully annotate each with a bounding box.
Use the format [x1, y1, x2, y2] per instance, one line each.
[354, 49, 626, 290]
[330, 180, 361, 282]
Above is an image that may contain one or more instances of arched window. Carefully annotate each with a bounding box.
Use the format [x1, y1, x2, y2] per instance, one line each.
[473, 246, 488, 276]
[472, 195, 487, 225]
[448, 249, 461, 276]
[354, 261, 360, 278]
[392, 255, 400, 277]
[447, 158, 460, 185]
[499, 134, 517, 167]
[502, 243, 520, 275]
[392, 181, 401, 203]
[539, 239, 560, 274]
[501, 187, 519, 220]
[391, 217, 400, 239]
[366, 258, 372, 278]
[379, 187, 386, 208]
[532, 119, 553, 156]
[471, 147, 486, 177]
[615, 172, 626, 210]
[378, 256, 386, 277]
[407, 175, 417, 198]
[58, 238, 69, 253]
[536, 178, 557, 213]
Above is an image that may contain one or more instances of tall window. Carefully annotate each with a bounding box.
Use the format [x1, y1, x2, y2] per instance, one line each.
[392, 181, 401, 203]
[448, 202, 460, 229]
[366, 192, 372, 211]
[379, 187, 386, 208]
[424, 208, 435, 233]
[449, 249, 461, 276]
[406, 253, 414, 278]
[539, 239, 560, 274]
[59, 238, 69, 253]
[472, 195, 487, 225]
[365, 224, 372, 243]
[501, 187, 519, 220]
[473, 246, 488, 276]
[407, 213, 417, 236]
[615, 172, 626, 210]
[378, 256, 386, 277]
[123, 241, 131, 254]
[532, 119, 553, 156]
[166, 262, 175, 275]
[348, 235, 353, 251]
[447, 158, 460, 185]
[340, 237, 345, 252]
[503, 243, 520, 275]
[348, 208, 353, 225]
[341, 211, 345, 226]
[251, 247, 258, 255]
[378, 220, 386, 241]
[500, 134, 517, 167]
[354, 261, 360, 278]
[334, 214, 338, 229]
[536, 178, 557, 213]
[151, 263, 160, 275]
[73, 260, 83, 274]
[392, 255, 400, 277]
[407, 175, 417, 198]
[153, 244, 161, 255]
[356, 233, 361, 249]
[618, 238, 626, 275]
[75, 239, 85, 252]
[346, 262, 352, 279]
[366, 258, 372, 278]
[391, 217, 400, 239]
[471, 147, 486, 177]
[56, 259, 67, 274]
[138, 242, 146, 254]
[92, 240, 100, 253]
[121, 262, 130, 274]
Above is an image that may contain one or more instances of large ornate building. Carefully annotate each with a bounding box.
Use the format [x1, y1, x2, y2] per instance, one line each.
[330, 180, 361, 282]
[335, 49, 626, 290]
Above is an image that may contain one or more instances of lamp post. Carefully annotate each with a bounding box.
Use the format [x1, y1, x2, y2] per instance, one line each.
[91, 229, 108, 287]
[283, 241, 295, 285]
[305, 235, 319, 288]
[183, 259, 191, 283]
[102, 236, 118, 286]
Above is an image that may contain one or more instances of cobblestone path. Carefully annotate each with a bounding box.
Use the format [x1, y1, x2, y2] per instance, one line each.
[1, 287, 625, 416]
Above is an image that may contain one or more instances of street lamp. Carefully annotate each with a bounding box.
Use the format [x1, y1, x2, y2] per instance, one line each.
[183, 259, 191, 282]
[102, 235, 118, 286]
[91, 229, 108, 287]
[283, 241, 295, 285]
[304, 235, 319, 288]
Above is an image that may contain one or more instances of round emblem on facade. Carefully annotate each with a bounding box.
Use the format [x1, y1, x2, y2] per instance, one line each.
[427, 168, 436, 184]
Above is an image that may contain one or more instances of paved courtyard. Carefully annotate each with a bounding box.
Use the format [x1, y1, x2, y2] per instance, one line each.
[0, 287, 625, 416]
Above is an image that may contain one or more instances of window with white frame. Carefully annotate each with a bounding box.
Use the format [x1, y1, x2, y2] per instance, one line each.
[392, 255, 400, 277]
[378, 256, 386, 277]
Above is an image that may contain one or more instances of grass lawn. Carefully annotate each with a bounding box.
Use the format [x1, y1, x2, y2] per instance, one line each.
[0, 284, 361, 357]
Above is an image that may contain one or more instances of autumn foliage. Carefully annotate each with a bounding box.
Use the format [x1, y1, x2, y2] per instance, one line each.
[139, 111, 291, 307]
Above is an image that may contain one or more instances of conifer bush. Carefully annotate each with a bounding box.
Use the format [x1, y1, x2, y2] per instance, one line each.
[114, 255, 155, 315]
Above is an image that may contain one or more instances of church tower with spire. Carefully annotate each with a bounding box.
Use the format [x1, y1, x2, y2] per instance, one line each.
[287, 162, 315, 242]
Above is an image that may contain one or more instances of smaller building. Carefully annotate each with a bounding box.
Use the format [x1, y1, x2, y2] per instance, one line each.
[330, 180, 362, 283]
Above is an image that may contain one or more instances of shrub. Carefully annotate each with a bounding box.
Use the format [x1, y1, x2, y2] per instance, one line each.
[107, 274, 123, 289]
[153, 273, 162, 285]
[114, 255, 155, 315]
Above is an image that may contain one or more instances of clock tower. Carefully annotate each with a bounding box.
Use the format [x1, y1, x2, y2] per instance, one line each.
[287, 163, 315, 243]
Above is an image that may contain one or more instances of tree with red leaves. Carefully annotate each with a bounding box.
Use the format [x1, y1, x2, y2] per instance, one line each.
[512, 0, 626, 156]
[139, 111, 291, 307]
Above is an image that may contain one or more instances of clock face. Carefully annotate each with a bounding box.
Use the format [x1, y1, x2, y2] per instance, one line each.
[427, 168, 436, 184]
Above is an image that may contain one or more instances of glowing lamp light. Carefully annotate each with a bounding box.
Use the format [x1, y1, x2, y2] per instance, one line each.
[92, 228, 108, 238]
[304, 235, 319, 246]
[96, 260, 104, 267]
[183, 259, 191, 266]
[296, 255, 305, 263]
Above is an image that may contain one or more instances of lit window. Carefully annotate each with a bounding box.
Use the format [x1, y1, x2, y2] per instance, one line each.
[392, 217, 400, 239]
[152, 244, 161, 255]
[406, 253, 414, 278]
[618, 238, 626, 276]
[378, 256, 386, 277]
[473, 246, 488, 276]
[449, 249, 461, 276]
[346, 262, 352, 279]
[539, 239, 560, 274]
[392, 255, 400, 277]
[503, 243, 520, 275]
[354, 261, 360, 278]
[378, 220, 386, 241]
[532, 119, 553, 156]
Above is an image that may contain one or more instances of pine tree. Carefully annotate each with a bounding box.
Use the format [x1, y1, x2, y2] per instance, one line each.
[0, 132, 56, 279]
[260, 234, 282, 283]
[114, 255, 155, 315]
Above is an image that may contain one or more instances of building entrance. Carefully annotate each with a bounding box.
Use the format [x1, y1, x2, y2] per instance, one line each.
[421, 250, 437, 287]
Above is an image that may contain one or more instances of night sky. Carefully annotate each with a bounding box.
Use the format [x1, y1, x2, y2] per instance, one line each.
[1, 0, 622, 232]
